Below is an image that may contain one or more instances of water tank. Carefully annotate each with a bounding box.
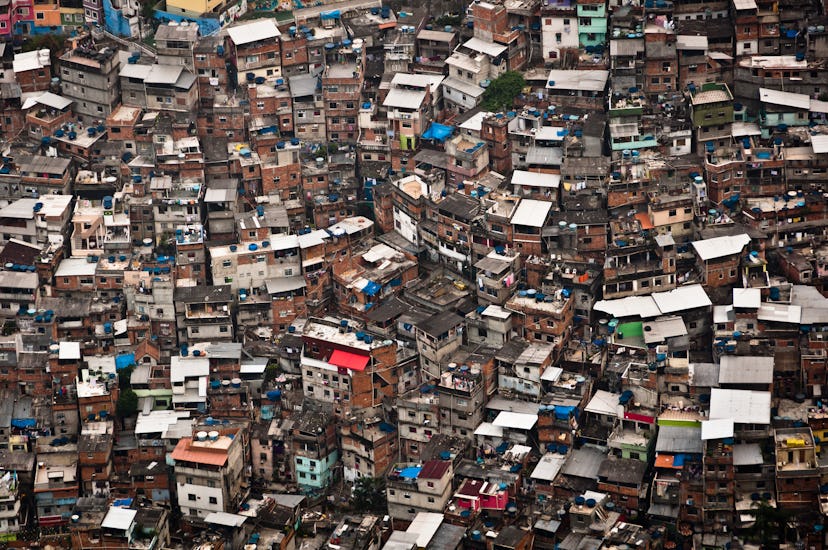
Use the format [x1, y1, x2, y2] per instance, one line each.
[196, 431, 208, 441]
[231, 378, 242, 388]
[208, 431, 220, 441]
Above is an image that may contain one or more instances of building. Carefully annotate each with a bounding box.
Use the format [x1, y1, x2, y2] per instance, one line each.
[170, 427, 247, 522]
[59, 43, 121, 120]
[386, 460, 453, 522]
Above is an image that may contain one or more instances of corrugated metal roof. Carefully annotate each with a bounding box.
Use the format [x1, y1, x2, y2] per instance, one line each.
[560, 447, 606, 478]
[655, 426, 702, 453]
[719, 356, 774, 384]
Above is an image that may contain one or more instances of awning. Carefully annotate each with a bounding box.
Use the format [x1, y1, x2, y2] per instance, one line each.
[624, 411, 655, 424]
[362, 280, 381, 296]
[654, 454, 681, 469]
[11, 418, 36, 428]
[329, 349, 369, 371]
[422, 123, 453, 142]
[320, 9, 340, 18]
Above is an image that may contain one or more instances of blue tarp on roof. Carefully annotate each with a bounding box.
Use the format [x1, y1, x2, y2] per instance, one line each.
[320, 9, 340, 18]
[11, 418, 36, 428]
[673, 454, 686, 467]
[422, 123, 454, 142]
[363, 281, 381, 296]
[554, 405, 576, 421]
[115, 353, 135, 371]
[399, 466, 422, 479]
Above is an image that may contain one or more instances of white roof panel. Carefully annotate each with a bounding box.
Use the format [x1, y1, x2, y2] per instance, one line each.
[713, 305, 734, 324]
[459, 111, 491, 132]
[810, 99, 828, 113]
[145, 64, 184, 85]
[757, 302, 801, 324]
[492, 411, 538, 430]
[812, 135, 828, 154]
[170, 356, 209, 382]
[59, 341, 81, 360]
[25, 92, 72, 111]
[120, 63, 152, 80]
[512, 170, 560, 189]
[732, 443, 764, 465]
[708, 51, 733, 60]
[546, 70, 609, 92]
[101, 507, 137, 530]
[701, 418, 734, 440]
[534, 126, 566, 141]
[692, 234, 751, 261]
[540, 366, 563, 382]
[383, 88, 427, 110]
[482, 305, 511, 319]
[759, 87, 810, 110]
[474, 422, 504, 438]
[676, 35, 708, 50]
[709, 388, 771, 425]
[406, 513, 444, 548]
[510, 199, 552, 227]
[463, 37, 507, 57]
[731, 122, 761, 137]
[55, 258, 98, 277]
[733, 288, 761, 309]
[13, 49, 49, 73]
[227, 19, 281, 45]
[205, 512, 248, 527]
[594, 295, 660, 319]
[585, 390, 621, 417]
[733, 0, 757, 9]
[651, 284, 712, 313]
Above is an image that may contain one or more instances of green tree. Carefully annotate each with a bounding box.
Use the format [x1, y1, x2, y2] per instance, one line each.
[118, 365, 134, 387]
[481, 71, 526, 112]
[351, 476, 387, 512]
[746, 500, 790, 548]
[116, 388, 139, 419]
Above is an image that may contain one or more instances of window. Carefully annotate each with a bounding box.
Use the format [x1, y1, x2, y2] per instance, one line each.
[209, 497, 218, 504]
[188, 494, 196, 501]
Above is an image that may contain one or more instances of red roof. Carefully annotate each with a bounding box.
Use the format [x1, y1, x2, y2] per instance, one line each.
[171, 439, 229, 467]
[419, 460, 450, 479]
[456, 478, 484, 498]
[635, 212, 655, 230]
[329, 349, 369, 371]
[624, 411, 655, 424]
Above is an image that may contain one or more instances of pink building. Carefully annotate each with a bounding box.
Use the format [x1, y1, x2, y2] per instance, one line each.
[0, 0, 12, 38]
[454, 478, 510, 513]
